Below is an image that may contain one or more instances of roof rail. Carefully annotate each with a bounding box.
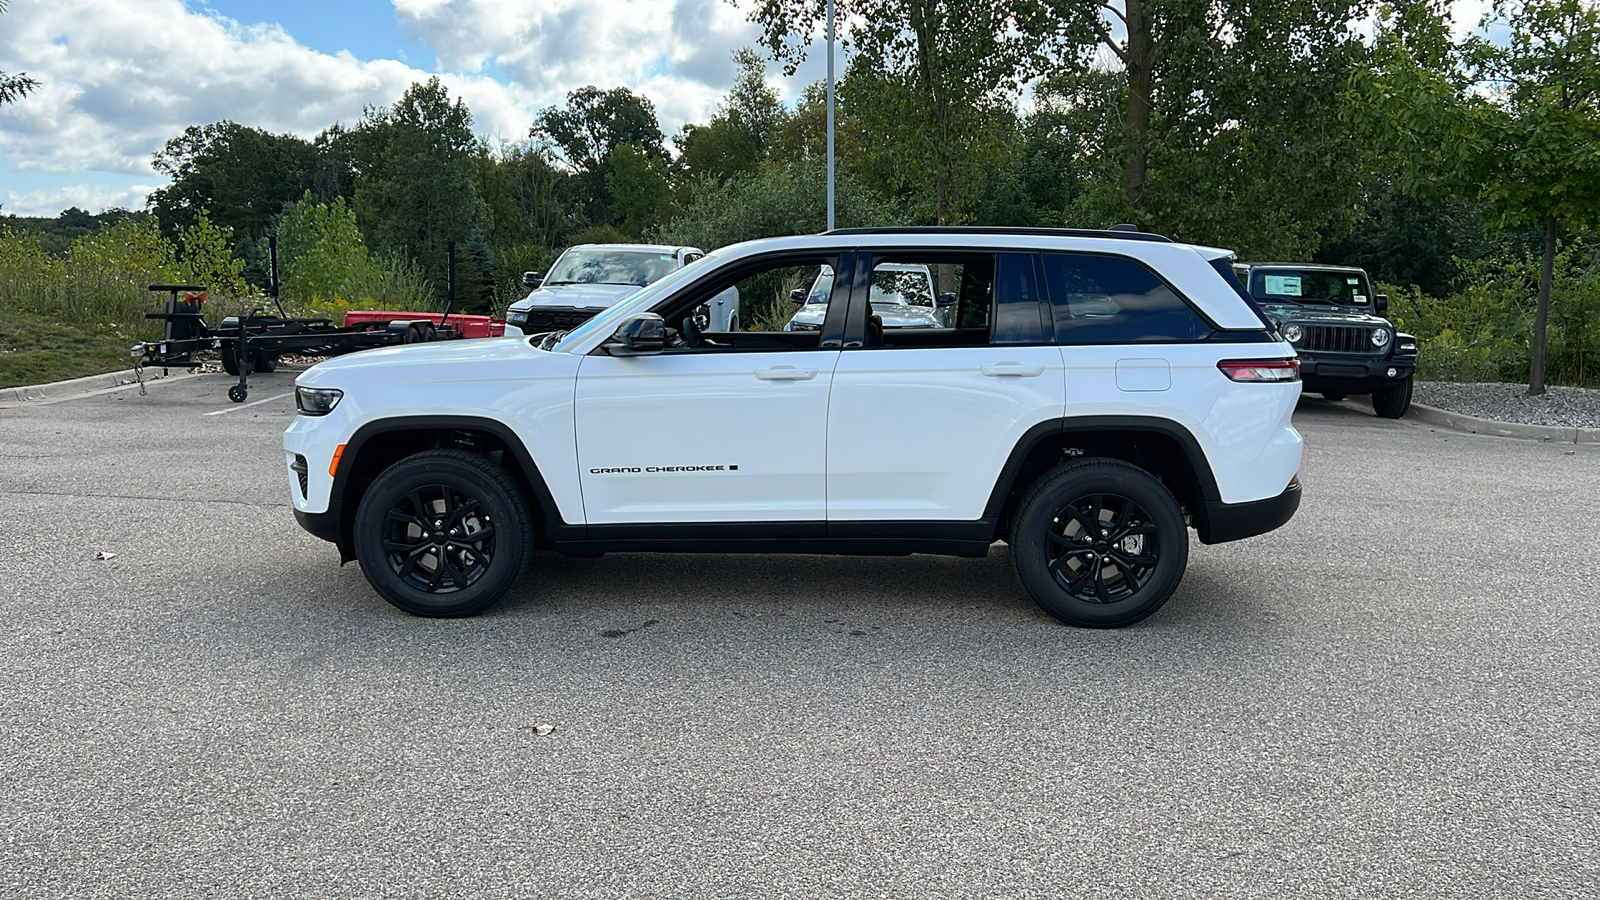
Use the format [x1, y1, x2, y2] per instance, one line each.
[823, 225, 1173, 243]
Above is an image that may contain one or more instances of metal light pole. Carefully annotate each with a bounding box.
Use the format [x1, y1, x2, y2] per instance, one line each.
[825, 0, 836, 232]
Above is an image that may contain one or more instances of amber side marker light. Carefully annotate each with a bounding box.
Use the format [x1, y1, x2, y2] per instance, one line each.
[329, 444, 346, 478]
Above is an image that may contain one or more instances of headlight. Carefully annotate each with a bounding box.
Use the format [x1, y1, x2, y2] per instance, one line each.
[1372, 328, 1390, 347]
[295, 386, 343, 416]
[1282, 324, 1303, 343]
[506, 310, 528, 325]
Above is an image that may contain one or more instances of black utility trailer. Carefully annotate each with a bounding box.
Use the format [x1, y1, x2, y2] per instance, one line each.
[133, 240, 471, 403]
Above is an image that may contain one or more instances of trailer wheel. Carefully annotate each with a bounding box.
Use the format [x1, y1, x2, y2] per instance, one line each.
[221, 346, 252, 376]
[417, 323, 437, 342]
[228, 385, 247, 403]
[253, 353, 279, 373]
[354, 450, 533, 617]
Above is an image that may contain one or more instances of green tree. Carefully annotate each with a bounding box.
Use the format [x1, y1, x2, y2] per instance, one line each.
[745, 0, 1057, 225]
[533, 86, 666, 228]
[1463, 0, 1600, 394]
[674, 49, 789, 184]
[0, 0, 37, 105]
[1041, 0, 1373, 254]
[606, 144, 672, 238]
[147, 122, 321, 253]
[352, 78, 489, 302]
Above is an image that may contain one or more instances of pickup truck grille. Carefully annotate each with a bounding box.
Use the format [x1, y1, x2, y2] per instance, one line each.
[520, 307, 602, 331]
[1301, 324, 1373, 353]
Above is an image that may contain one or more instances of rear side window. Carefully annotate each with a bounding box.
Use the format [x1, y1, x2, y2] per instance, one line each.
[1042, 253, 1212, 344]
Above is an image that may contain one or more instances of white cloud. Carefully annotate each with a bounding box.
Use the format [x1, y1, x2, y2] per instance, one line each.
[2, 181, 163, 217]
[393, 0, 770, 132]
[0, 0, 540, 180]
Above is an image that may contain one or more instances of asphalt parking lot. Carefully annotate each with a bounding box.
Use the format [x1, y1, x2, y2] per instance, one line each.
[2, 370, 1596, 899]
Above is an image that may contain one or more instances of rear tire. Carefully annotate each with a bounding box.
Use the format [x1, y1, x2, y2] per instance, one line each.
[1010, 459, 1188, 628]
[1373, 376, 1413, 419]
[354, 450, 533, 617]
[253, 353, 278, 373]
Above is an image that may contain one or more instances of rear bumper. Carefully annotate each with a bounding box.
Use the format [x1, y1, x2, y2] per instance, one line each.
[1196, 481, 1301, 545]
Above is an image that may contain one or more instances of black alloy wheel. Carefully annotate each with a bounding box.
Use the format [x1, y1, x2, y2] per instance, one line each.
[1011, 459, 1188, 628]
[1045, 493, 1161, 605]
[354, 450, 532, 617]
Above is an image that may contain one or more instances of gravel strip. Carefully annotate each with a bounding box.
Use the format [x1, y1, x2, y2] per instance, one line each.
[1414, 381, 1600, 428]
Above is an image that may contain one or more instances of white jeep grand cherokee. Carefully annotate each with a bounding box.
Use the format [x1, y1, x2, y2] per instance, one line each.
[286, 227, 1302, 628]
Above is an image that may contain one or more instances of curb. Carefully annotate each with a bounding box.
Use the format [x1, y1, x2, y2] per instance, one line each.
[1406, 401, 1600, 444]
[0, 367, 195, 406]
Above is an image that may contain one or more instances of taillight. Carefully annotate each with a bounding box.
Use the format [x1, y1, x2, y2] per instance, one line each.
[1218, 358, 1300, 383]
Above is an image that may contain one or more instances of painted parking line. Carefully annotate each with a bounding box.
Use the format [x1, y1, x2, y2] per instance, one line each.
[202, 392, 292, 416]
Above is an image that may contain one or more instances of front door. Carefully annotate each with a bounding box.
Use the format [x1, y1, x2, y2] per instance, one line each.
[574, 250, 850, 526]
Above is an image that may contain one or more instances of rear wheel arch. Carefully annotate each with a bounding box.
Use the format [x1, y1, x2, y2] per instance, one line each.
[331, 416, 565, 557]
[985, 417, 1220, 541]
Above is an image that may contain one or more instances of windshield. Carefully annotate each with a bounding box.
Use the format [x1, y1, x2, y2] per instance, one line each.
[553, 246, 735, 352]
[870, 268, 934, 307]
[1250, 269, 1373, 306]
[804, 267, 834, 304]
[545, 248, 678, 287]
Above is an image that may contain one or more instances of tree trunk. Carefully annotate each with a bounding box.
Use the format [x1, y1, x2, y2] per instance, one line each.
[910, 0, 953, 225]
[1121, 0, 1155, 207]
[1529, 214, 1556, 396]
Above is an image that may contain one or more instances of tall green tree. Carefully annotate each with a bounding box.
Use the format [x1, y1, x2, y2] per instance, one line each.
[1463, 0, 1600, 394]
[0, 0, 37, 105]
[532, 86, 666, 228]
[744, 0, 1057, 224]
[674, 49, 789, 184]
[352, 78, 489, 302]
[147, 122, 320, 252]
[1041, 0, 1374, 255]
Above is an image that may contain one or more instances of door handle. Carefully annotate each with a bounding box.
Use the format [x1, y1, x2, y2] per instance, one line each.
[980, 364, 1046, 377]
[755, 366, 818, 381]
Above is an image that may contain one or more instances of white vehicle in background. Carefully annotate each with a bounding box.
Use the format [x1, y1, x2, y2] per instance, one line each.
[504, 244, 738, 337]
[784, 262, 956, 331]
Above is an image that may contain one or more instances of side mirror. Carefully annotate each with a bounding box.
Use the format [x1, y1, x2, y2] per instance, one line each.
[1374, 293, 1389, 314]
[522, 271, 543, 289]
[603, 313, 667, 356]
[789, 288, 807, 304]
[936, 292, 958, 308]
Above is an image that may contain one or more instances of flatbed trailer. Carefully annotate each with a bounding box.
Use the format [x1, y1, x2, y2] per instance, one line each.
[133, 240, 501, 402]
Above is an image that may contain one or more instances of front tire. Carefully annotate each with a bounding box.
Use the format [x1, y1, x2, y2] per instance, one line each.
[354, 450, 533, 617]
[1373, 376, 1413, 419]
[1010, 459, 1188, 628]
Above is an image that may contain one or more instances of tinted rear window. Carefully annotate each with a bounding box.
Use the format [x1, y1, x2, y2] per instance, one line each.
[1042, 253, 1212, 344]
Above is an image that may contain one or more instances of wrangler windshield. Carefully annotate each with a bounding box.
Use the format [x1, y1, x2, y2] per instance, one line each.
[1250, 269, 1373, 307]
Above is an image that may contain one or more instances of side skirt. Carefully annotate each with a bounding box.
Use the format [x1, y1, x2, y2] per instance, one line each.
[550, 519, 996, 559]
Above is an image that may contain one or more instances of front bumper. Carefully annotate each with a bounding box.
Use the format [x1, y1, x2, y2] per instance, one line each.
[1298, 354, 1415, 394]
[1196, 481, 1302, 545]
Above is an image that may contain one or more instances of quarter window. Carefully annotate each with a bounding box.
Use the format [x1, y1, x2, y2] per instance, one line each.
[1042, 253, 1211, 344]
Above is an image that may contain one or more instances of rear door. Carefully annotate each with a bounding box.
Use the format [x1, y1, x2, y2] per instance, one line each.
[825, 250, 1066, 523]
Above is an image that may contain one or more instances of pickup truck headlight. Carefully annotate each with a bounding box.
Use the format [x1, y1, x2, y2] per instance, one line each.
[1371, 328, 1390, 347]
[1281, 324, 1303, 343]
[295, 387, 344, 416]
[506, 310, 529, 325]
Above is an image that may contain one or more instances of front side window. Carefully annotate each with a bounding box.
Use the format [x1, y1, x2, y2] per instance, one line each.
[1042, 253, 1212, 344]
[652, 253, 844, 351]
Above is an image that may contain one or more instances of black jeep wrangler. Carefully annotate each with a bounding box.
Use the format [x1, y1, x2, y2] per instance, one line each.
[1237, 263, 1418, 418]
